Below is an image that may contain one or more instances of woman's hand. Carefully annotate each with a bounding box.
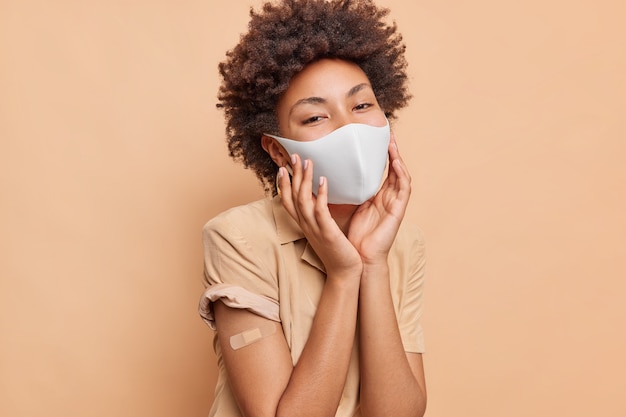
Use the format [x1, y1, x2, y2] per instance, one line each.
[348, 132, 412, 265]
[278, 154, 363, 277]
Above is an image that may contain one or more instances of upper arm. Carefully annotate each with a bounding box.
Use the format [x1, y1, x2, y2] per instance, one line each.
[213, 300, 293, 417]
[406, 352, 427, 401]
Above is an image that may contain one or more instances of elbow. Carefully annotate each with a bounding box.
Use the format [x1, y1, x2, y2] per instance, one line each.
[413, 385, 427, 417]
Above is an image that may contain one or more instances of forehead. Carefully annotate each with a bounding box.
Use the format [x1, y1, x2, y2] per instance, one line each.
[278, 59, 372, 106]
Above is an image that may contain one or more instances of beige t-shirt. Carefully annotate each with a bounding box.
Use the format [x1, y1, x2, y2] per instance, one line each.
[199, 196, 426, 416]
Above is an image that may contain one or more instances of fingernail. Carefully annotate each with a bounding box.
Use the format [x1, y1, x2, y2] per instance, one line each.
[291, 154, 297, 165]
[303, 159, 309, 170]
[319, 176, 325, 186]
[277, 167, 284, 179]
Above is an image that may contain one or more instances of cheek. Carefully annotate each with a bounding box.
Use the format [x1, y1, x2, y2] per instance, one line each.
[298, 128, 333, 142]
[282, 125, 335, 142]
[358, 109, 388, 128]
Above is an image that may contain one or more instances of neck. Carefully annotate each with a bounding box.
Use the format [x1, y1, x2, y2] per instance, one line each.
[328, 204, 359, 235]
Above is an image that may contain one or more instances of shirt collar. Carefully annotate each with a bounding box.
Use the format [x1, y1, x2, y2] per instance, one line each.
[271, 195, 326, 273]
[272, 195, 305, 244]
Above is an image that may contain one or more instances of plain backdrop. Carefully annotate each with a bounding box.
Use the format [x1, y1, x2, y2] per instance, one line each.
[1, 0, 625, 416]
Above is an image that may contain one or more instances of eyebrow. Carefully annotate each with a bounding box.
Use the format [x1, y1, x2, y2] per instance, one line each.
[288, 83, 373, 116]
[346, 82, 370, 98]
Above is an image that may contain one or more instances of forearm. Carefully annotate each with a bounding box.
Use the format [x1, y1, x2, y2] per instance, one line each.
[277, 275, 360, 417]
[358, 263, 426, 417]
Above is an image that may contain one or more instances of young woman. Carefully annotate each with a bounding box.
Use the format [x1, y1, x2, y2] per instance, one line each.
[199, 1, 427, 416]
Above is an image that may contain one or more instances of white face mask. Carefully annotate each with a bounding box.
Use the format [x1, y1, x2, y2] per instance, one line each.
[266, 119, 390, 204]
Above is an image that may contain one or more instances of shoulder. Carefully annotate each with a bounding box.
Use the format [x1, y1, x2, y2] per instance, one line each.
[389, 220, 427, 281]
[393, 221, 426, 255]
[203, 198, 276, 243]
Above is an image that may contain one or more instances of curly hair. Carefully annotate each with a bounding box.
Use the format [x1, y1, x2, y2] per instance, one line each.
[217, 0, 411, 194]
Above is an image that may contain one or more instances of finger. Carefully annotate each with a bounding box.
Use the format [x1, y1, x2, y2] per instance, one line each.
[388, 131, 401, 161]
[298, 158, 314, 206]
[388, 132, 411, 185]
[289, 153, 316, 225]
[315, 175, 328, 208]
[391, 151, 411, 186]
[392, 158, 411, 188]
[375, 135, 411, 206]
[312, 175, 335, 235]
[289, 153, 303, 198]
[390, 158, 411, 202]
[296, 158, 319, 227]
[382, 136, 399, 190]
[277, 167, 299, 220]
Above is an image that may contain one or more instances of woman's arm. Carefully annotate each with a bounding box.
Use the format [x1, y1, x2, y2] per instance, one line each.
[214, 154, 364, 417]
[348, 134, 426, 416]
[357, 263, 426, 417]
[214, 267, 360, 417]
[275, 271, 360, 417]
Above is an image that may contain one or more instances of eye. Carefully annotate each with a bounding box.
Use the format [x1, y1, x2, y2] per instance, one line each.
[302, 115, 325, 125]
[353, 102, 373, 111]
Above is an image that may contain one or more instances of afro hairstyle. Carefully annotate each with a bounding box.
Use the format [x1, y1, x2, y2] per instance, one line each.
[216, 0, 411, 194]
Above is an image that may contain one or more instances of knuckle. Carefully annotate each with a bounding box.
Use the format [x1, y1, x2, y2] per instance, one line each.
[297, 193, 308, 206]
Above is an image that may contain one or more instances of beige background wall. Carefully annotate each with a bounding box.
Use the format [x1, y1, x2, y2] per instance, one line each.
[1, 0, 624, 416]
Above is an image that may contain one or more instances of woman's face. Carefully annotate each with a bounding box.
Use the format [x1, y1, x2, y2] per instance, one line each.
[276, 59, 387, 142]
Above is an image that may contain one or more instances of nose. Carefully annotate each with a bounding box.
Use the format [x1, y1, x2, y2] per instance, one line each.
[330, 113, 353, 132]
[331, 110, 387, 132]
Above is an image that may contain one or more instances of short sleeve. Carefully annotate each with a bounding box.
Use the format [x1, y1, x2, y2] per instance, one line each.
[395, 224, 427, 353]
[199, 283, 280, 330]
[198, 204, 281, 329]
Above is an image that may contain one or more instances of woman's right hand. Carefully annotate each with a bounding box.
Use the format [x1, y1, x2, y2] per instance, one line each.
[277, 154, 363, 278]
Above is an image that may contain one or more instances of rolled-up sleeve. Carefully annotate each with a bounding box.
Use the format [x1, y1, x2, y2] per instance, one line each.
[199, 207, 281, 329]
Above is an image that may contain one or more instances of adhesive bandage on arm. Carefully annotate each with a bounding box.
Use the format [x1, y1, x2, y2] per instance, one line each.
[229, 320, 276, 350]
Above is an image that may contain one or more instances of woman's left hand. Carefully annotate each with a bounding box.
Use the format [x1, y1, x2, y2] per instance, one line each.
[348, 132, 412, 265]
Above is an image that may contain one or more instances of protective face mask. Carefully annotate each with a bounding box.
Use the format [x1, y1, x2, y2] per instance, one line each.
[266, 119, 390, 204]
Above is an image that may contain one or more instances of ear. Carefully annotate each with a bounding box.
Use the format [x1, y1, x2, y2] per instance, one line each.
[261, 134, 290, 167]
